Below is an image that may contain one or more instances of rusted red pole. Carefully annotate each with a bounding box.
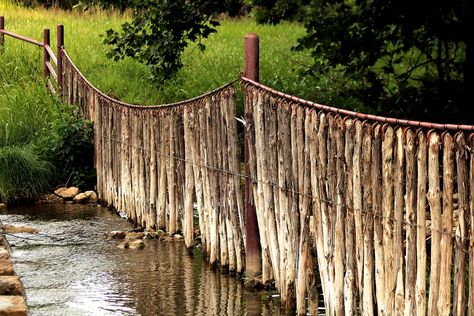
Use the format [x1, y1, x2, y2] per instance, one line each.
[57, 24, 64, 92]
[0, 16, 5, 47]
[43, 28, 50, 79]
[244, 32, 261, 278]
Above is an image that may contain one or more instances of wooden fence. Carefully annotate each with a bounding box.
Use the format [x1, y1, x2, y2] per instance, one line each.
[3, 18, 474, 315]
[242, 76, 474, 315]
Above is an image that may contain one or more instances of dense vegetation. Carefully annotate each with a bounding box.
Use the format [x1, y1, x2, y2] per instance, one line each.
[1, 0, 471, 203]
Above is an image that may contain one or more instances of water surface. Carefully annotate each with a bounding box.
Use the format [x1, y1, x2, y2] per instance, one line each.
[1, 203, 284, 316]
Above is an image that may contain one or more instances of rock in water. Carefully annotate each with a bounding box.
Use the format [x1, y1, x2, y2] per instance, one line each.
[117, 242, 129, 249]
[53, 187, 67, 196]
[57, 187, 80, 200]
[73, 193, 88, 204]
[84, 191, 98, 202]
[129, 240, 145, 249]
[0, 203, 7, 211]
[109, 231, 127, 239]
[3, 224, 38, 234]
[125, 232, 145, 240]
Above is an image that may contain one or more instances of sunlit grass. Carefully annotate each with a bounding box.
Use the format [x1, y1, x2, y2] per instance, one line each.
[0, 1, 320, 105]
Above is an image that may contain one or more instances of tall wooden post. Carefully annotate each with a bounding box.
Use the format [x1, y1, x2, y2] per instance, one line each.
[244, 32, 261, 278]
[57, 24, 64, 92]
[43, 28, 50, 79]
[0, 16, 5, 47]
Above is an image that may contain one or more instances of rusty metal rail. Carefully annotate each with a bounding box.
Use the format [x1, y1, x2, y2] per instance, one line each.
[0, 29, 43, 47]
[241, 76, 474, 132]
[0, 16, 63, 94]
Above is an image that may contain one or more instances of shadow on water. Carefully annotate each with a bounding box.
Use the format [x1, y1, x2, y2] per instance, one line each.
[1, 203, 286, 316]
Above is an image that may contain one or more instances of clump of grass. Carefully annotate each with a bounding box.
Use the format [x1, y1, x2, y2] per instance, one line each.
[0, 145, 51, 204]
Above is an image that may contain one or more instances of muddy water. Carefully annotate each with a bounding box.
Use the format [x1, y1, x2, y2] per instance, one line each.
[1, 204, 284, 316]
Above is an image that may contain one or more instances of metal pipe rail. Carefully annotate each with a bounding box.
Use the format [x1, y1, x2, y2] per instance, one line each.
[0, 29, 44, 47]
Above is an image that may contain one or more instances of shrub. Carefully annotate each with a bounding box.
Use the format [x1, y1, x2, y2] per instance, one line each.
[35, 109, 96, 190]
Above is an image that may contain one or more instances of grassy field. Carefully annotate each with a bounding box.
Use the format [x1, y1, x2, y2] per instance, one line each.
[0, 1, 318, 104]
[0, 0, 322, 202]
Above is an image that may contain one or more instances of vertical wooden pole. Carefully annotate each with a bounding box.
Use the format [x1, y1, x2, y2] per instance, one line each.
[57, 24, 64, 92]
[43, 28, 50, 79]
[0, 16, 4, 47]
[244, 32, 261, 278]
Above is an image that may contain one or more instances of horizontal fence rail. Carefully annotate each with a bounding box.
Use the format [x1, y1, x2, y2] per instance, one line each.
[3, 17, 474, 314]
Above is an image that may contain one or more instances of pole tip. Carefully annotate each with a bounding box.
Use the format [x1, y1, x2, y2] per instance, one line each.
[245, 32, 259, 40]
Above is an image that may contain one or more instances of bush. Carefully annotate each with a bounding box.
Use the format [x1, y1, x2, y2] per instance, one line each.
[0, 146, 52, 204]
[35, 110, 96, 190]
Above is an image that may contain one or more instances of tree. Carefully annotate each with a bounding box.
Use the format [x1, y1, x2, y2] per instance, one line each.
[103, 0, 242, 82]
[253, 0, 474, 123]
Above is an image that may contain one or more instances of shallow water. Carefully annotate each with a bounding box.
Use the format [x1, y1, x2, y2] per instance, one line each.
[1, 203, 284, 316]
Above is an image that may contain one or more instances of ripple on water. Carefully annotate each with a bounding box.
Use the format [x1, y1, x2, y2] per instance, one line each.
[1, 203, 284, 316]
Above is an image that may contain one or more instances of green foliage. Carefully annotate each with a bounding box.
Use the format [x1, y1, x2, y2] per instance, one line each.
[248, 0, 474, 123]
[0, 146, 51, 204]
[103, 0, 237, 83]
[284, 0, 473, 123]
[250, 0, 307, 24]
[35, 111, 96, 190]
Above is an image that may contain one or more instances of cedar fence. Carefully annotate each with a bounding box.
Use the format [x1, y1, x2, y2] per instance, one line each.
[2, 18, 474, 315]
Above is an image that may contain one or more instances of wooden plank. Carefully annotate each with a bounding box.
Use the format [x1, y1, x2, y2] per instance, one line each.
[158, 113, 169, 230]
[278, 101, 296, 305]
[326, 115, 338, 314]
[427, 132, 441, 316]
[382, 126, 395, 314]
[344, 119, 356, 315]
[317, 113, 334, 314]
[261, 93, 280, 288]
[183, 109, 195, 251]
[415, 131, 427, 316]
[468, 134, 474, 314]
[453, 132, 468, 316]
[253, 89, 272, 282]
[224, 87, 244, 273]
[192, 104, 205, 254]
[393, 128, 405, 314]
[353, 120, 364, 305]
[362, 124, 374, 315]
[306, 109, 319, 315]
[372, 124, 385, 314]
[334, 117, 346, 315]
[438, 133, 454, 314]
[404, 129, 416, 316]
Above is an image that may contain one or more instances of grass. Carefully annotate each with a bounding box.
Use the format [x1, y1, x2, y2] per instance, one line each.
[0, 0, 328, 203]
[0, 145, 51, 203]
[0, 1, 321, 104]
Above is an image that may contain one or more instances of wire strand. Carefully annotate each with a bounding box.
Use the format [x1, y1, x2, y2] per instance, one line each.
[100, 134, 473, 245]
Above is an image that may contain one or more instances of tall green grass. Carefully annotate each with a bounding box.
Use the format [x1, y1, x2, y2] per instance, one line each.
[0, 0, 323, 104]
[0, 146, 51, 203]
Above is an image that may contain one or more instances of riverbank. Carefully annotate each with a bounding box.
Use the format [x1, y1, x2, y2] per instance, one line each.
[0, 218, 28, 316]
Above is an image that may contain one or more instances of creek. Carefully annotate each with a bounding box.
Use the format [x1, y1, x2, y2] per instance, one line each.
[1, 203, 284, 315]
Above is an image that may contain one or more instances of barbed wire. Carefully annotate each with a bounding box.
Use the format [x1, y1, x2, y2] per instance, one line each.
[99, 134, 474, 246]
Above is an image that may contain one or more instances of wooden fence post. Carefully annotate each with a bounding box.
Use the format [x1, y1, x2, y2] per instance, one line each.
[244, 32, 261, 278]
[0, 16, 4, 47]
[43, 28, 50, 79]
[57, 24, 64, 92]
